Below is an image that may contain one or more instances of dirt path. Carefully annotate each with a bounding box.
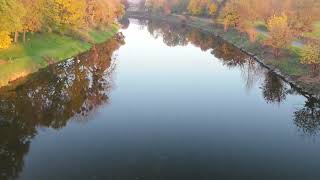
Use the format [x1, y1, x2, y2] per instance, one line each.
[255, 28, 305, 48]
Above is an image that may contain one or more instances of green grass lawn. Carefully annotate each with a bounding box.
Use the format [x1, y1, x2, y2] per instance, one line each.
[89, 26, 118, 44]
[0, 25, 118, 87]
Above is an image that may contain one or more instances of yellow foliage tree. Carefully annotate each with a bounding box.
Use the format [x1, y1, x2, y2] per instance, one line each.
[187, 0, 206, 15]
[266, 14, 292, 57]
[46, 0, 86, 32]
[0, 0, 124, 49]
[21, 0, 45, 42]
[300, 41, 320, 73]
[223, 9, 239, 32]
[0, 31, 12, 49]
[0, 0, 25, 43]
[208, 2, 217, 16]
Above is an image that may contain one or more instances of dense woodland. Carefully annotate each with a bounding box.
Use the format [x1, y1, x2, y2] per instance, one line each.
[143, 0, 320, 71]
[0, 0, 127, 49]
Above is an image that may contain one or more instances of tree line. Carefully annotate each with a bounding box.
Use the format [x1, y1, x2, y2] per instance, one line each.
[0, 0, 126, 49]
[144, 0, 224, 17]
[221, 0, 320, 72]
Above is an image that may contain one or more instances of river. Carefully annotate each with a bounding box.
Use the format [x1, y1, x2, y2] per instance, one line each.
[0, 18, 320, 180]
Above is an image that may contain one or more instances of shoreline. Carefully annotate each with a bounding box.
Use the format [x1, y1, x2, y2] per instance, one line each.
[0, 26, 119, 88]
[126, 12, 320, 98]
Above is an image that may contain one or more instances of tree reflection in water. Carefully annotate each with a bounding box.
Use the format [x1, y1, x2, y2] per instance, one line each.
[0, 38, 123, 180]
[294, 98, 320, 136]
[261, 71, 288, 104]
[144, 19, 320, 136]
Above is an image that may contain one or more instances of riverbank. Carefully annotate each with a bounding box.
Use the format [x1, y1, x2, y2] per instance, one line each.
[0, 25, 118, 87]
[127, 12, 320, 97]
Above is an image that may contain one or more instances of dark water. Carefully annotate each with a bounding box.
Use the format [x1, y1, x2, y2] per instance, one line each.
[1, 19, 320, 180]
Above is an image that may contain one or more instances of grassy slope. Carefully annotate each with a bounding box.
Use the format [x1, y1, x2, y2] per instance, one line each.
[0, 25, 118, 87]
[216, 24, 308, 76]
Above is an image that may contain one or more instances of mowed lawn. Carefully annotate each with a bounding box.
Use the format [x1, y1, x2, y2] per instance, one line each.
[0, 25, 118, 87]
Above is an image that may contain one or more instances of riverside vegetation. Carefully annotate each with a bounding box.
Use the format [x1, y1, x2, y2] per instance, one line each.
[134, 0, 320, 95]
[0, 0, 127, 86]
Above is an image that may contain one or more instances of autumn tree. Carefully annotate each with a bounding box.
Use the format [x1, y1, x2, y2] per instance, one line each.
[144, 0, 220, 16]
[20, 0, 44, 42]
[222, 0, 263, 32]
[0, 0, 25, 43]
[0, 31, 12, 49]
[0, 0, 124, 49]
[208, 2, 217, 16]
[187, 0, 206, 15]
[86, 0, 124, 28]
[265, 14, 293, 57]
[45, 0, 86, 33]
[222, 7, 239, 31]
[187, 0, 217, 16]
[300, 41, 320, 73]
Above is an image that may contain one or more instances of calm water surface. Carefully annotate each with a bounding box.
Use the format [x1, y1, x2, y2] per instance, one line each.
[1, 19, 320, 180]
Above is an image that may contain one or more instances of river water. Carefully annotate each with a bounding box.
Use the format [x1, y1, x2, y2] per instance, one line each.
[1, 19, 320, 180]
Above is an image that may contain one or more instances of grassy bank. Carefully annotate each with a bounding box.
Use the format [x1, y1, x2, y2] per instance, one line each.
[0, 25, 118, 87]
[127, 12, 320, 96]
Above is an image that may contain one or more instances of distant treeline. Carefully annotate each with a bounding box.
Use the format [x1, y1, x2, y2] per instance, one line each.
[0, 0, 128, 49]
[144, 0, 224, 16]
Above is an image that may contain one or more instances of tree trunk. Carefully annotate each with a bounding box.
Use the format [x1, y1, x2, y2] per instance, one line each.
[224, 22, 228, 32]
[14, 31, 19, 43]
[274, 48, 280, 58]
[23, 31, 26, 43]
[312, 64, 319, 76]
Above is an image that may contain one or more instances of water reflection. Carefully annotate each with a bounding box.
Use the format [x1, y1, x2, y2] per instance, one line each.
[0, 38, 123, 179]
[262, 71, 288, 104]
[294, 98, 320, 136]
[143, 18, 320, 136]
